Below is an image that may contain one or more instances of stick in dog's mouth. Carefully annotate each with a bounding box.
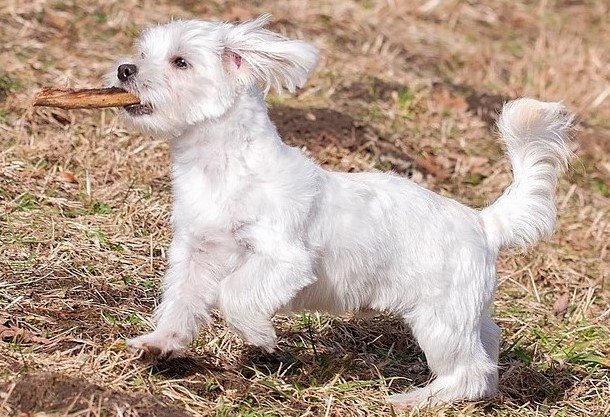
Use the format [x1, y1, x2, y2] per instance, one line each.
[33, 87, 141, 110]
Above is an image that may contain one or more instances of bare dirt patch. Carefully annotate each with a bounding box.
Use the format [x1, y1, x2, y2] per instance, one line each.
[270, 106, 377, 154]
[4, 372, 190, 417]
[270, 105, 445, 178]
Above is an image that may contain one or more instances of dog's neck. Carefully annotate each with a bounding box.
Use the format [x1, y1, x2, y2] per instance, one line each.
[169, 88, 284, 175]
[166, 88, 297, 227]
[171, 89, 279, 158]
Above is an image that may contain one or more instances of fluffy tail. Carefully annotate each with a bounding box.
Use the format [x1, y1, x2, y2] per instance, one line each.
[481, 98, 574, 251]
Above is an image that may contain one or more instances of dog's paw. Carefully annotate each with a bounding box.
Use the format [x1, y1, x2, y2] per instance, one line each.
[236, 326, 278, 353]
[126, 332, 183, 362]
[386, 387, 443, 410]
[223, 314, 278, 353]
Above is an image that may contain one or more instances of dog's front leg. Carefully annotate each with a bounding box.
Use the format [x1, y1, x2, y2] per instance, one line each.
[127, 238, 218, 360]
[218, 239, 314, 352]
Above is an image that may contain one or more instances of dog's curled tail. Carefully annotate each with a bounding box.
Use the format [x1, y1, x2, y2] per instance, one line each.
[481, 98, 574, 251]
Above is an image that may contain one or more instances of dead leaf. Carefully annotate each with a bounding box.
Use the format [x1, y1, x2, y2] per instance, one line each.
[434, 90, 468, 112]
[417, 156, 449, 180]
[17, 169, 45, 179]
[58, 171, 78, 184]
[0, 314, 50, 345]
[553, 293, 570, 318]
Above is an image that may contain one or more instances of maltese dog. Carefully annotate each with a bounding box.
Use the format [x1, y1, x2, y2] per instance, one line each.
[108, 14, 573, 407]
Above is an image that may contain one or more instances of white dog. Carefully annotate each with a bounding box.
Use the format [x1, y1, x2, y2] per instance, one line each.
[109, 15, 573, 407]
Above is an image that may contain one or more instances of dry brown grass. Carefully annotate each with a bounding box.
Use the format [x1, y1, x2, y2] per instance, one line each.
[1, 1, 608, 416]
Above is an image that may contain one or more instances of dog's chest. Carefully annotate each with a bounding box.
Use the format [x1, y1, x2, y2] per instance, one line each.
[170, 154, 268, 255]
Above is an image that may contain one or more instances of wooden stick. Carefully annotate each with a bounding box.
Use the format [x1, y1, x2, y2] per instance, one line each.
[33, 87, 140, 109]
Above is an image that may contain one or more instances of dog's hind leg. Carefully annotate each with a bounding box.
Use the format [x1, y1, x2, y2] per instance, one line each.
[388, 264, 499, 408]
[388, 308, 498, 408]
[481, 314, 501, 384]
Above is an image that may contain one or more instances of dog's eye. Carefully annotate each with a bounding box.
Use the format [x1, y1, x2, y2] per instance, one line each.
[173, 57, 188, 69]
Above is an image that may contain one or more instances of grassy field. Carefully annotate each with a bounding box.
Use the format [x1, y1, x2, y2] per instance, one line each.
[0, 0, 608, 416]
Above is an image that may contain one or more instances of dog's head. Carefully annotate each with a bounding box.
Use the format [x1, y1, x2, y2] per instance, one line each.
[107, 15, 318, 134]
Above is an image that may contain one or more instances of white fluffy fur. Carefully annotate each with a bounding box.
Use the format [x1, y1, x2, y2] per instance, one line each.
[108, 16, 573, 408]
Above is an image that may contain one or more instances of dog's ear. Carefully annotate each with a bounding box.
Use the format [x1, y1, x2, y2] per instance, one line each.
[222, 14, 318, 93]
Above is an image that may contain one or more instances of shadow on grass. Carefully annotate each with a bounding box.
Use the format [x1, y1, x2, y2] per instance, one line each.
[151, 356, 225, 379]
[269, 105, 418, 175]
[149, 315, 584, 410]
[500, 364, 581, 403]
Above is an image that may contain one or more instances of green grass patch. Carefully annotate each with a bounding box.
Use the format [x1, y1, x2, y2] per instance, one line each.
[590, 178, 608, 197]
[85, 229, 123, 251]
[397, 88, 416, 120]
[89, 200, 112, 215]
[0, 72, 24, 98]
[16, 193, 38, 210]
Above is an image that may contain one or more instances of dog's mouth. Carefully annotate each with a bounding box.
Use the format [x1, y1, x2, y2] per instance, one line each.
[124, 103, 153, 116]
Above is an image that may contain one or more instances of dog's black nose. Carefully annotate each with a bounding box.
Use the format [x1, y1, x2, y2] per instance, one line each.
[117, 64, 137, 82]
